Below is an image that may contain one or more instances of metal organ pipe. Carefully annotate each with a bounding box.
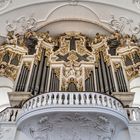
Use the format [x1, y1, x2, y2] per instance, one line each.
[20, 67, 28, 91]
[98, 57, 105, 93]
[19, 66, 27, 91]
[117, 68, 124, 91]
[100, 52, 109, 93]
[34, 49, 46, 95]
[49, 69, 55, 92]
[121, 67, 128, 92]
[119, 67, 128, 92]
[40, 56, 47, 93]
[95, 67, 100, 92]
[28, 64, 36, 92]
[15, 65, 24, 91]
[108, 66, 116, 92]
[15, 65, 29, 91]
[30, 61, 40, 94]
[85, 71, 95, 91]
[44, 66, 50, 92]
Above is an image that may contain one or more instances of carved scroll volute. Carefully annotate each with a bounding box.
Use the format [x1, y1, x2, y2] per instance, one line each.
[113, 62, 121, 72]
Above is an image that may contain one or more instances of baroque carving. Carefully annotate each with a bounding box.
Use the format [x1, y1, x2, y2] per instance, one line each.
[24, 114, 115, 140]
[30, 116, 53, 140]
[109, 15, 140, 35]
[133, 0, 140, 9]
[6, 16, 37, 35]
[0, 0, 11, 11]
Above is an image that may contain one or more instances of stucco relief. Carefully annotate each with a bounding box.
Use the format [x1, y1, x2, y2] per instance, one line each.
[0, 0, 12, 11]
[25, 114, 115, 140]
[29, 116, 53, 140]
[109, 15, 140, 35]
[6, 16, 37, 35]
[133, 0, 140, 9]
[0, 126, 11, 140]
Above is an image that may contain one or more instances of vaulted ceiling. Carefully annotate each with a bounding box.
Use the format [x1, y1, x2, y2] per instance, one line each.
[0, 0, 140, 39]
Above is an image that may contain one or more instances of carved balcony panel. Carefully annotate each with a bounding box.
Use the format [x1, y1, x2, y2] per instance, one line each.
[16, 92, 130, 139]
[15, 92, 131, 140]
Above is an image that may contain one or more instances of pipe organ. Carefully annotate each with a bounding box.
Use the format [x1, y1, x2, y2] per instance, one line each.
[13, 31, 132, 95]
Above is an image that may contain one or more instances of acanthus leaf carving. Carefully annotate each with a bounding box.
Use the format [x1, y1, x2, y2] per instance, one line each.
[109, 15, 140, 35]
[6, 16, 37, 35]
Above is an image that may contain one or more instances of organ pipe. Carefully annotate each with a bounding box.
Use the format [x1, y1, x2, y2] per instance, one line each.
[28, 64, 36, 92]
[15, 65, 29, 91]
[34, 49, 46, 95]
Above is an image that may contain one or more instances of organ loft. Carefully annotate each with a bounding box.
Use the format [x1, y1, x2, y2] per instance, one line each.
[0, 30, 140, 140]
[1, 30, 138, 105]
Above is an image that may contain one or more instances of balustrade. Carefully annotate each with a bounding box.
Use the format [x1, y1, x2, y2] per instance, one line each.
[0, 108, 21, 122]
[125, 107, 140, 122]
[22, 92, 124, 115]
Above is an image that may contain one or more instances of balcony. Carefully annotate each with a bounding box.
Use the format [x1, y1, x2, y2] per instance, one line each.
[16, 92, 129, 125]
[0, 92, 140, 140]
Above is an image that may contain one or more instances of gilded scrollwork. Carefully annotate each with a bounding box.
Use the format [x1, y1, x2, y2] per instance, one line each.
[0, 33, 27, 80]
[113, 62, 121, 71]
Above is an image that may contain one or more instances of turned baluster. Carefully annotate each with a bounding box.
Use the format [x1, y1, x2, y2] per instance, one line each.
[106, 97, 111, 108]
[48, 94, 52, 105]
[135, 109, 140, 121]
[53, 93, 57, 105]
[70, 93, 74, 105]
[101, 95, 106, 107]
[91, 94, 96, 105]
[42, 95, 46, 106]
[32, 98, 36, 108]
[86, 93, 90, 105]
[75, 94, 79, 105]
[64, 93, 68, 105]
[81, 94, 84, 105]
[96, 94, 101, 106]
[58, 93, 62, 105]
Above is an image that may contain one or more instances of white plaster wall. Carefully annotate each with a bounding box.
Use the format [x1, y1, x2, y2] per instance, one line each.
[0, 77, 14, 111]
[130, 77, 140, 107]
[128, 124, 140, 140]
[114, 128, 130, 140]
[15, 130, 31, 140]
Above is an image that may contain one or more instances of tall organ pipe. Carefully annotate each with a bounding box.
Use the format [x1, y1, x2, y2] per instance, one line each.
[95, 67, 100, 92]
[15, 65, 24, 91]
[30, 61, 40, 94]
[118, 67, 128, 92]
[44, 66, 50, 92]
[28, 64, 36, 92]
[98, 57, 105, 92]
[117, 69, 124, 91]
[16, 65, 29, 91]
[34, 49, 46, 95]
[21, 67, 29, 91]
[108, 66, 116, 92]
[18, 66, 26, 91]
[40, 56, 47, 93]
[100, 52, 109, 93]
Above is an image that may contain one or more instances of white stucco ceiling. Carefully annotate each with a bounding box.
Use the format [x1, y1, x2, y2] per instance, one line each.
[0, 0, 140, 38]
